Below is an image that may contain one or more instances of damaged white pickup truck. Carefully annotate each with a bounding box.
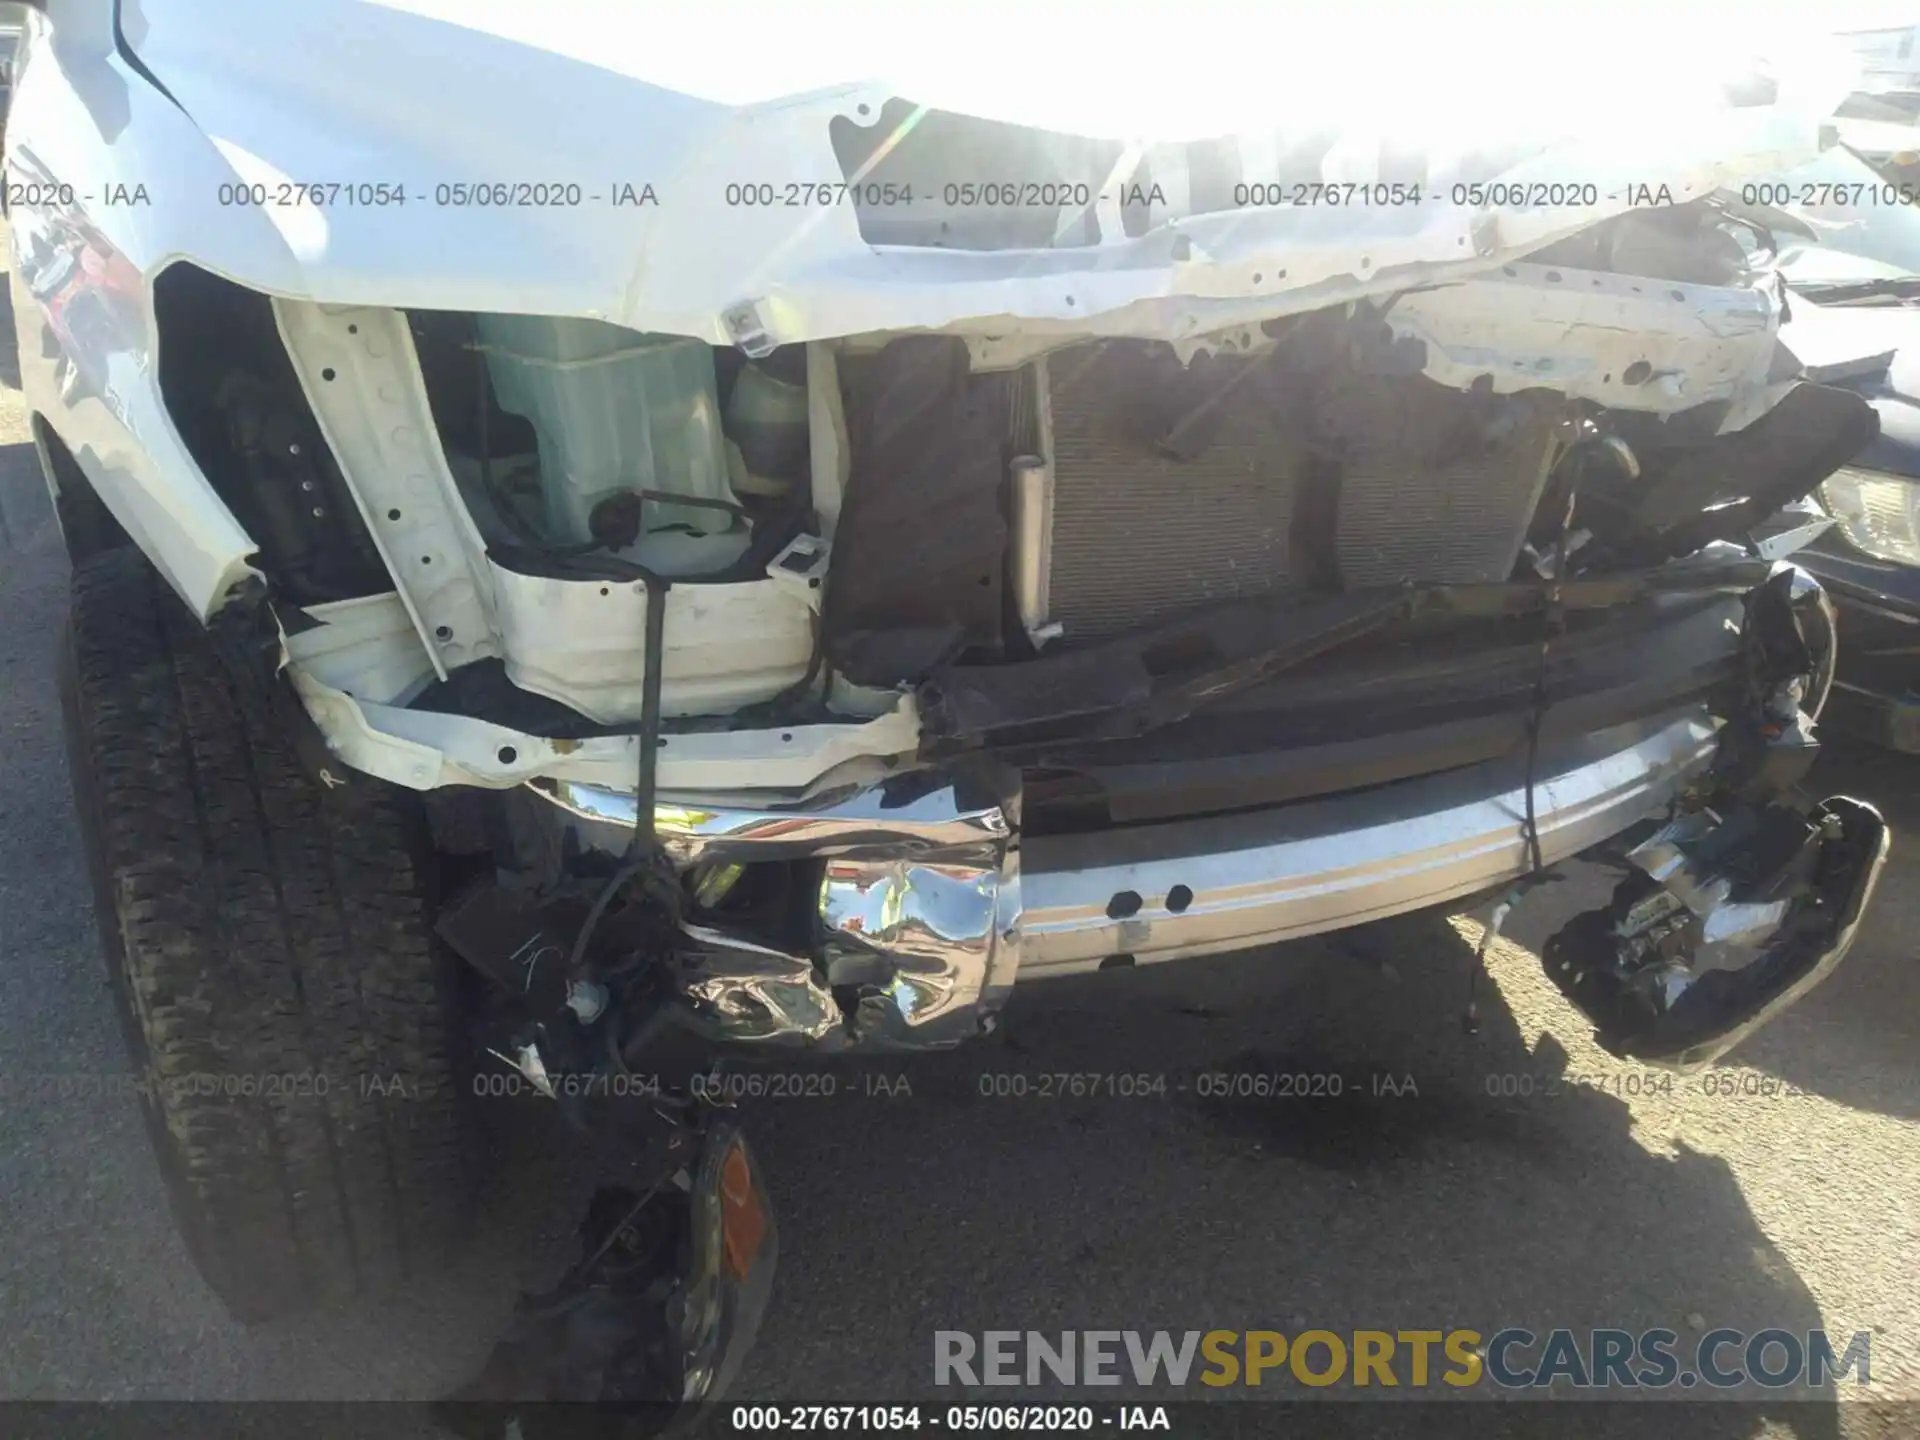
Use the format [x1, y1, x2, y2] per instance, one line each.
[6, 0, 1894, 1411]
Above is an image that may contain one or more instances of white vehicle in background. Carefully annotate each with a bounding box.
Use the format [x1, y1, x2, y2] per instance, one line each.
[4, 0, 1894, 1408]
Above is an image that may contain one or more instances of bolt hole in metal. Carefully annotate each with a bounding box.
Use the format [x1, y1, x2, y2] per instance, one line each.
[434, 625, 452, 641]
[1100, 954, 1136, 971]
[497, 745, 518, 764]
[348, 323, 359, 334]
[387, 507, 402, 521]
[1107, 890, 1143, 919]
[321, 367, 336, 381]
[1167, 884, 1194, 913]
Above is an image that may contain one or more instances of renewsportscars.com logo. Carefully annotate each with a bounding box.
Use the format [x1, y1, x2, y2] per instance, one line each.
[934, 1328, 1873, 1390]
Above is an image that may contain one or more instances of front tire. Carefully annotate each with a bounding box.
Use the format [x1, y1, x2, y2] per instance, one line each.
[60, 549, 471, 1321]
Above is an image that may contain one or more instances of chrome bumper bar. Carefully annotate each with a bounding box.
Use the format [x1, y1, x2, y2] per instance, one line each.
[527, 707, 1718, 1047]
[1017, 709, 1718, 976]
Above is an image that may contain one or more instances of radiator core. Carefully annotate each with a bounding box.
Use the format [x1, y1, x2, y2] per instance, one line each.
[1040, 341, 1558, 643]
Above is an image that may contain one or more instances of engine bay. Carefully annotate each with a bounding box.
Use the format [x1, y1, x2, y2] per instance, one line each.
[139, 190, 1879, 817]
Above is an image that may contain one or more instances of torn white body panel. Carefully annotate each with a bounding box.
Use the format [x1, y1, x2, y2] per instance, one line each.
[977, 262, 1786, 431]
[284, 588, 885, 796]
[274, 298, 500, 676]
[284, 592, 437, 703]
[288, 664, 921, 801]
[94, 2, 1844, 347]
[1386, 262, 1785, 430]
[490, 565, 816, 723]
[287, 572, 819, 727]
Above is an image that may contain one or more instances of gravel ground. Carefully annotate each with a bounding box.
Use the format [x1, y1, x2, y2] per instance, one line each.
[0, 240, 1915, 1438]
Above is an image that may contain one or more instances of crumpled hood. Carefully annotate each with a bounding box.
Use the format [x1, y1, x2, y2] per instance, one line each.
[125, 0, 1859, 136]
[118, 0, 1855, 344]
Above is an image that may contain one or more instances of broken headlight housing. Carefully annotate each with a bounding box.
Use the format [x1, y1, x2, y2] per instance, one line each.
[1818, 466, 1920, 564]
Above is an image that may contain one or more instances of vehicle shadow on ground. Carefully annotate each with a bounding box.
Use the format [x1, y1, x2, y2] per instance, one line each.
[718, 911, 1847, 1438]
[0, 439, 36, 549]
[210, 890, 1851, 1432]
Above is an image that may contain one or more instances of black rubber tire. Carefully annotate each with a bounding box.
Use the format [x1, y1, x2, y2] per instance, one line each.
[60, 548, 471, 1322]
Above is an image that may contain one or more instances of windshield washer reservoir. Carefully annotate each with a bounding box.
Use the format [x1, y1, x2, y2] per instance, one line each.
[475, 314, 734, 542]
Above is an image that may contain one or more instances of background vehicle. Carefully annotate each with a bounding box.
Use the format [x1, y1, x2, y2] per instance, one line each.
[1755, 143, 1920, 750]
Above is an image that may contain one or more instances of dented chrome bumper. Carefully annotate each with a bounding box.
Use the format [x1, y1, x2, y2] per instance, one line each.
[530, 772, 1023, 1051]
[527, 708, 1721, 1050]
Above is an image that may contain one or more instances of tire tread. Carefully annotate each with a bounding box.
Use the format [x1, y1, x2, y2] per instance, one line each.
[64, 549, 467, 1320]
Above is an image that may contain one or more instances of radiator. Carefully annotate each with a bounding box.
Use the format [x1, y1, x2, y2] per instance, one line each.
[1038, 341, 1559, 643]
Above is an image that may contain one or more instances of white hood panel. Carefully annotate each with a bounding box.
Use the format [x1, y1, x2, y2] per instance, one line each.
[111, 0, 1852, 345]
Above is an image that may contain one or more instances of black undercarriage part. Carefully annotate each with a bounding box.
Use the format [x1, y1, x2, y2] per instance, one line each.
[435, 877, 779, 1416]
[1542, 795, 1888, 1070]
[439, 1121, 776, 1423]
[1533, 554, 1886, 1070]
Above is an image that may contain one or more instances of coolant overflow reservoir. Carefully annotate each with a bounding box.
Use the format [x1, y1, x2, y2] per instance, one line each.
[475, 314, 733, 541]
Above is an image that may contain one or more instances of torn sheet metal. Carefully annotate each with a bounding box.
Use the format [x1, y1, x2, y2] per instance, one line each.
[288, 664, 921, 796]
[531, 769, 1025, 1051]
[274, 298, 499, 679]
[107, 3, 1849, 347]
[1381, 262, 1782, 426]
[673, 846, 1024, 1052]
[818, 844, 1024, 1048]
[677, 925, 845, 1046]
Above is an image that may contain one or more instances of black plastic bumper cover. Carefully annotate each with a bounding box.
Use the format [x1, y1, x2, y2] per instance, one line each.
[1542, 796, 1890, 1071]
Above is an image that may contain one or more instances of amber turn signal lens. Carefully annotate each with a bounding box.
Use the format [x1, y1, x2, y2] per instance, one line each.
[720, 1138, 768, 1280]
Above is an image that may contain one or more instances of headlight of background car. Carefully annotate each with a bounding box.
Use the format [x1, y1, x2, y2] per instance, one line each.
[1818, 467, 1920, 565]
